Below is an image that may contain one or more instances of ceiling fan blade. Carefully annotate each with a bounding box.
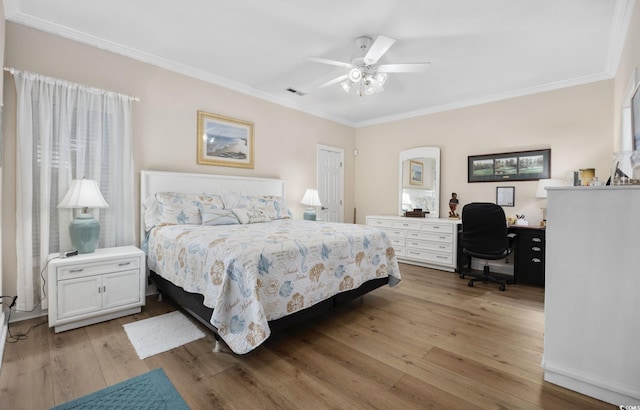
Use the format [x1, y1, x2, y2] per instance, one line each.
[319, 74, 349, 88]
[305, 56, 353, 69]
[363, 35, 396, 65]
[377, 63, 431, 73]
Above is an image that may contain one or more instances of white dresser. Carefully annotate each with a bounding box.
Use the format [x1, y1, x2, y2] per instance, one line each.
[366, 215, 461, 272]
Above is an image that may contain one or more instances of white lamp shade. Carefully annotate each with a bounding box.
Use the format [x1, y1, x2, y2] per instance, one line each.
[58, 178, 109, 209]
[535, 178, 564, 198]
[300, 188, 322, 207]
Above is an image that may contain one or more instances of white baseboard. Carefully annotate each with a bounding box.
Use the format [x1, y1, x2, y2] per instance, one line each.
[0, 309, 10, 376]
[544, 362, 640, 405]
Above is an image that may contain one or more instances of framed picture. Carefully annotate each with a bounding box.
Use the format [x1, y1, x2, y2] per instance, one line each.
[197, 111, 255, 168]
[496, 186, 515, 207]
[631, 82, 640, 150]
[409, 160, 424, 185]
[468, 149, 550, 182]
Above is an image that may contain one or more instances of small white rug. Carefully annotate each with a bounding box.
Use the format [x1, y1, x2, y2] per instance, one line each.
[123, 311, 206, 359]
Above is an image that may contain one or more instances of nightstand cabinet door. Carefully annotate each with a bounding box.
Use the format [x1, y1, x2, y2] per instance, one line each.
[57, 276, 102, 319]
[102, 269, 141, 309]
[48, 246, 146, 333]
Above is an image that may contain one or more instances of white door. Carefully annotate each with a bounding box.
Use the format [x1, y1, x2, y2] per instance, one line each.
[317, 145, 344, 222]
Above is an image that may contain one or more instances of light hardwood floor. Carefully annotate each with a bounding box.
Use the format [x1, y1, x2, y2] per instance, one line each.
[0, 264, 611, 409]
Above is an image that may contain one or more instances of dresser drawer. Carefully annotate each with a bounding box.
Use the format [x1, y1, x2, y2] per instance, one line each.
[406, 239, 452, 253]
[367, 218, 393, 228]
[58, 257, 141, 280]
[392, 221, 421, 230]
[421, 223, 454, 234]
[385, 228, 407, 238]
[389, 237, 406, 247]
[404, 248, 453, 265]
[406, 230, 452, 243]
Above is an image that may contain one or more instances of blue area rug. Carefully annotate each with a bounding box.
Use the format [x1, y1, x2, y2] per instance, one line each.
[51, 368, 189, 409]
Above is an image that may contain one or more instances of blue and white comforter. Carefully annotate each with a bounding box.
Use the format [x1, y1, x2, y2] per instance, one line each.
[146, 219, 401, 354]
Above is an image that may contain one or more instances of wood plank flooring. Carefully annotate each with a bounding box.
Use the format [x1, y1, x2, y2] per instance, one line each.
[0, 264, 612, 409]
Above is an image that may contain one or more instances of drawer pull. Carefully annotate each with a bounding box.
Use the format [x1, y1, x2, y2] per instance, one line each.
[439, 246, 446, 249]
[69, 268, 84, 273]
[118, 262, 131, 266]
[531, 258, 542, 263]
[532, 247, 541, 252]
[433, 226, 440, 229]
[437, 255, 448, 259]
[532, 238, 542, 243]
[439, 236, 447, 240]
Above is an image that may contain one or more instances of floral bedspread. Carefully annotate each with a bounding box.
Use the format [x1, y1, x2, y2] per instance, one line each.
[146, 219, 401, 354]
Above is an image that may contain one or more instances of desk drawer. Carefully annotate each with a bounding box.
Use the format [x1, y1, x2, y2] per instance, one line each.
[58, 258, 141, 280]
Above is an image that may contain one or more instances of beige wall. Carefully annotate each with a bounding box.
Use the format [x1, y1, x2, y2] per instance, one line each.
[354, 81, 613, 225]
[1, 23, 356, 297]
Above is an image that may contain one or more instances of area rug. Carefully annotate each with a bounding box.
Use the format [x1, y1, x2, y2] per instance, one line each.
[51, 368, 189, 409]
[123, 310, 205, 359]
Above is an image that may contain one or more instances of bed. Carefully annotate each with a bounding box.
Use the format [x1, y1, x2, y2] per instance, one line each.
[140, 170, 401, 354]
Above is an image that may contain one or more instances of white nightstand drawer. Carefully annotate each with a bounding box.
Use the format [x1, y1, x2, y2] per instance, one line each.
[58, 257, 140, 280]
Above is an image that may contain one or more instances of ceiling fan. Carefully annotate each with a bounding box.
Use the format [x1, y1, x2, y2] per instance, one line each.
[306, 35, 431, 97]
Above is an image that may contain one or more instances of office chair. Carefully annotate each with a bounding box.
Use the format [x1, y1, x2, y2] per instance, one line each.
[459, 202, 516, 291]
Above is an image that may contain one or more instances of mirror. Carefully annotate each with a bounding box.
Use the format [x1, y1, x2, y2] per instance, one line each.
[399, 147, 440, 218]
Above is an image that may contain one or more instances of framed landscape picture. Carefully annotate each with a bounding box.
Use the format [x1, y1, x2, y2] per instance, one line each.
[468, 149, 550, 182]
[197, 111, 255, 168]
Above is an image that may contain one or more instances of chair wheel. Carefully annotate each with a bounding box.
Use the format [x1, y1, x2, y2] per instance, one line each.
[468, 281, 474, 287]
[459, 274, 465, 279]
[499, 284, 506, 291]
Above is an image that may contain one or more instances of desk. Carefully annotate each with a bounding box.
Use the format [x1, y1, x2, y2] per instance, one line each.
[457, 224, 546, 286]
[509, 225, 545, 287]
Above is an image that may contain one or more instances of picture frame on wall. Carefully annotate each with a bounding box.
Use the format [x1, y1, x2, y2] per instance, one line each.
[197, 110, 255, 168]
[409, 160, 424, 185]
[631, 82, 640, 150]
[496, 186, 515, 206]
[467, 149, 551, 182]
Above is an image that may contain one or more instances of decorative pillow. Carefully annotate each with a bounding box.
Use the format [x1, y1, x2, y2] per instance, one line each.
[220, 191, 248, 209]
[144, 192, 224, 230]
[232, 208, 272, 224]
[245, 195, 293, 220]
[201, 209, 239, 226]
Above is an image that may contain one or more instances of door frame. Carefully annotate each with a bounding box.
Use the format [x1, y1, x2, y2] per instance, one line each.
[317, 144, 345, 223]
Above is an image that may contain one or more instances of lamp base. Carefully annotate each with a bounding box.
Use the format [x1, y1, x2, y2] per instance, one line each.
[69, 212, 100, 254]
[303, 207, 317, 221]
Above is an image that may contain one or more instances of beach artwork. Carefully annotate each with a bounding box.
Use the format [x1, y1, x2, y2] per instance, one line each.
[197, 111, 254, 168]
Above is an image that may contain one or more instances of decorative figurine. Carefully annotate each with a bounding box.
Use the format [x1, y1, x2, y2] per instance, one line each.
[449, 192, 459, 219]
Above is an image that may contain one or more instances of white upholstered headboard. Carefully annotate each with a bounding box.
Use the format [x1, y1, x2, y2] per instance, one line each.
[140, 170, 286, 240]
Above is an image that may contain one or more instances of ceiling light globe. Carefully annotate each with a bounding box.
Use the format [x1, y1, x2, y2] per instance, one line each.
[340, 81, 351, 92]
[349, 68, 362, 82]
[377, 73, 387, 86]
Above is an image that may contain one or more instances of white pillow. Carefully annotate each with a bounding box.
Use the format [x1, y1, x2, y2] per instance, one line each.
[201, 209, 239, 226]
[232, 208, 271, 224]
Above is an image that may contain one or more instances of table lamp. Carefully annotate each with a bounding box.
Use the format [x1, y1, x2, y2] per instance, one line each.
[300, 188, 322, 221]
[535, 178, 564, 225]
[57, 178, 109, 253]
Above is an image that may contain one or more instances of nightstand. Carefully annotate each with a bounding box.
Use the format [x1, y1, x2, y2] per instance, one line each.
[47, 246, 146, 333]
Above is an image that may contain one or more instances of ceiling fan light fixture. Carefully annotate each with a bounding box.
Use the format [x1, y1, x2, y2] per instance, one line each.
[348, 68, 362, 83]
[340, 80, 351, 93]
[375, 72, 387, 86]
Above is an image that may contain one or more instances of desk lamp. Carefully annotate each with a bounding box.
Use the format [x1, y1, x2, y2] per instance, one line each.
[300, 188, 322, 221]
[535, 178, 563, 226]
[58, 178, 109, 253]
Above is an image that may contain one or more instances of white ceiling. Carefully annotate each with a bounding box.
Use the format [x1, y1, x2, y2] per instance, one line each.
[5, 0, 634, 127]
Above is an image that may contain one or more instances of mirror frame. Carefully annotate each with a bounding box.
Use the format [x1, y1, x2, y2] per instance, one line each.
[399, 147, 441, 218]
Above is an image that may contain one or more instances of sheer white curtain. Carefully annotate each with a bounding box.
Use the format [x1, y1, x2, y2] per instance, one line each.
[12, 69, 135, 311]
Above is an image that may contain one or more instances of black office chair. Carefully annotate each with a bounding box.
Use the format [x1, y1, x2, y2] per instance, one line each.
[459, 203, 516, 291]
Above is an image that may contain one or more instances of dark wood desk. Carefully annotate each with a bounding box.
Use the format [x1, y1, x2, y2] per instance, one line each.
[508, 225, 546, 287]
[457, 224, 546, 287]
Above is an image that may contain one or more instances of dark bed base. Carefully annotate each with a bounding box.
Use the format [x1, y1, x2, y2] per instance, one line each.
[149, 271, 389, 348]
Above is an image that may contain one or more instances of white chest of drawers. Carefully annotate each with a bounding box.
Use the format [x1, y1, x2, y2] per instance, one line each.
[366, 215, 461, 272]
[48, 246, 146, 333]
